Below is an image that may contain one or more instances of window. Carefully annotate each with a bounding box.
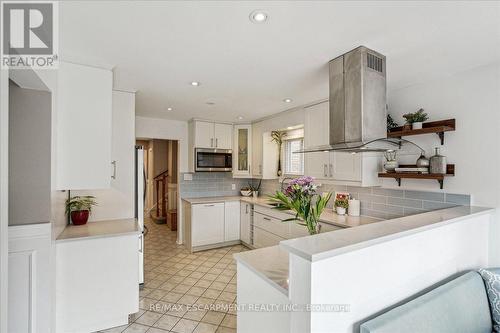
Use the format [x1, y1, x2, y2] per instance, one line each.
[283, 138, 304, 175]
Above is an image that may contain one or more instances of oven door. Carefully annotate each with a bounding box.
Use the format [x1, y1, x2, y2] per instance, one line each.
[195, 148, 232, 172]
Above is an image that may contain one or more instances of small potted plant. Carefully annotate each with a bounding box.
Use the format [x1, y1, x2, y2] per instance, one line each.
[271, 130, 287, 177]
[387, 114, 399, 132]
[402, 112, 414, 131]
[403, 108, 429, 130]
[240, 186, 252, 197]
[334, 194, 349, 215]
[248, 179, 262, 198]
[65, 195, 97, 225]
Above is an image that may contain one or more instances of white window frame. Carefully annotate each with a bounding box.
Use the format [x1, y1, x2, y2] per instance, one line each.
[282, 136, 304, 176]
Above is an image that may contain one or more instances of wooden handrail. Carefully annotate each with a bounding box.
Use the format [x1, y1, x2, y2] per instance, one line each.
[155, 171, 169, 219]
[154, 170, 168, 180]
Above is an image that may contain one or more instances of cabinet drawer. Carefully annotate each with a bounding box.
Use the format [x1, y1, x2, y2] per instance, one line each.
[253, 226, 284, 248]
[254, 212, 288, 238]
[254, 205, 292, 221]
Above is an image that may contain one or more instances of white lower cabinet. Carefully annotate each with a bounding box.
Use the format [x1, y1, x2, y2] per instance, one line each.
[253, 226, 284, 248]
[191, 202, 225, 247]
[240, 202, 252, 245]
[225, 201, 241, 242]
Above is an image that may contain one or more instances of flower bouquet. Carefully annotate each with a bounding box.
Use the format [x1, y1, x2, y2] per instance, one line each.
[269, 176, 332, 235]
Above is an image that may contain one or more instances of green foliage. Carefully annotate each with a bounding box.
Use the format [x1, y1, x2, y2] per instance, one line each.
[247, 179, 262, 192]
[268, 191, 332, 235]
[387, 114, 399, 131]
[65, 196, 97, 215]
[270, 130, 287, 145]
[334, 198, 349, 209]
[403, 108, 428, 124]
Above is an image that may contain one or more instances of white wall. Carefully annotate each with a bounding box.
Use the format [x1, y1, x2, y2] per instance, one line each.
[0, 66, 9, 333]
[386, 63, 500, 264]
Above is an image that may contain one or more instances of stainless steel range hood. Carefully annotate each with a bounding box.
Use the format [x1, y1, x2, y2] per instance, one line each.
[300, 46, 390, 153]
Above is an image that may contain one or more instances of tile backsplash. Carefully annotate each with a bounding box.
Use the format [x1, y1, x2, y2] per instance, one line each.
[179, 172, 253, 198]
[258, 179, 470, 219]
[180, 174, 470, 220]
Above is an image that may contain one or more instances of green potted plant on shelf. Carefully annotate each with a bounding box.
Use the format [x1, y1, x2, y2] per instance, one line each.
[269, 176, 332, 235]
[65, 195, 97, 225]
[403, 108, 429, 130]
[248, 179, 262, 198]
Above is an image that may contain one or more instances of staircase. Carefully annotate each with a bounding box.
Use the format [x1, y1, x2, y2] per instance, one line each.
[150, 170, 177, 230]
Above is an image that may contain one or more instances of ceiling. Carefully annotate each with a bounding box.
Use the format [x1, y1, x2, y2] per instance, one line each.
[60, 1, 500, 122]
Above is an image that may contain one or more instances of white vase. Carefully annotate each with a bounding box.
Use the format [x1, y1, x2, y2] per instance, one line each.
[253, 191, 259, 198]
[412, 122, 423, 130]
[336, 207, 346, 215]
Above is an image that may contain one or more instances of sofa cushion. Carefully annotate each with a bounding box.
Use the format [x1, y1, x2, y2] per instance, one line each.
[479, 268, 500, 332]
[360, 271, 492, 333]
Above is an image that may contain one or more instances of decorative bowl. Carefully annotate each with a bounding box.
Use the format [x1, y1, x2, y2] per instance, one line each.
[240, 190, 252, 197]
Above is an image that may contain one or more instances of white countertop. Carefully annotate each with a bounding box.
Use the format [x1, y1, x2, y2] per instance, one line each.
[233, 245, 289, 295]
[183, 195, 382, 228]
[280, 206, 494, 262]
[56, 218, 140, 242]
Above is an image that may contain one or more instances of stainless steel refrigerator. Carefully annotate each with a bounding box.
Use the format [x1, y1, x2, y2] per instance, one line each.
[135, 146, 145, 285]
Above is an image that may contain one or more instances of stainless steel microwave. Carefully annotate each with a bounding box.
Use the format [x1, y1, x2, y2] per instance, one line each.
[195, 148, 232, 172]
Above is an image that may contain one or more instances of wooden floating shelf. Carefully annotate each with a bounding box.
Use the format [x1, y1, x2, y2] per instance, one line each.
[387, 119, 456, 145]
[378, 164, 455, 189]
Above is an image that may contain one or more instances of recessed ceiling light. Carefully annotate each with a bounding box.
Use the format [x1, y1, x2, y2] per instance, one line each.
[287, 126, 294, 130]
[190, 81, 200, 86]
[283, 98, 292, 103]
[238, 116, 244, 120]
[166, 107, 173, 111]
[250, 10, 268, 23]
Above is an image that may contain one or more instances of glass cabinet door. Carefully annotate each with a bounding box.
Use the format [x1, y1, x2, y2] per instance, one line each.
[233, 125, 252, 176]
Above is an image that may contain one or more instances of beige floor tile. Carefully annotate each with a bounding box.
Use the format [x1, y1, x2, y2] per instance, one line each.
[183, 309, 207, 321]
[217, 292, 236, 302]
[146, 327, 170, 333]
[167, 303, 188, 318]
[209, 282, 226, 291]
[188, 271, 205, 279]
[162, 291, 184, 303]
[135, 311, 162, 326]
[201, 311, 225, 325]
[123, 323, 149, 333]
[215, 326, 235, 333]
[154, 314, 181, 331]
[220, 314, 236, 329]
[171, 318, 199, 333]
[202, 288, 222, 299]
[186, 286, 206, 297]
[173, 284, 191, 293]
[147, 289, 169, 300]
[193, 322, 218, 333]
[194, 279, 212, 288]
[178, 294, 199, 305]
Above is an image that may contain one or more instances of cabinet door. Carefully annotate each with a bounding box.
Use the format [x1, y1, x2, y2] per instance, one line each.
[214, 123, 233, 149]
[304, 101, 331, 179]
[233, 125, 252, 177]
[240, 202, 252, 245]
[57, 62, 112, 190]
[224, 201, 240, 242]
[261, 132, 278, 179]
[253, 227, 284, 248]
[195, 121, 215, 148]
[331, 152, 362, 181]
[191, 203, 225, 246]
[252, 123, 263, 176]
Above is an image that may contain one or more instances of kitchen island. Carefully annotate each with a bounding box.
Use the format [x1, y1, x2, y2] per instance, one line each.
[234, 206, 494, 333]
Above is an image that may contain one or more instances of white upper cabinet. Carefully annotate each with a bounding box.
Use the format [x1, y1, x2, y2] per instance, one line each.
[56, 62, 113, 190]
[252, 122, 263, 177]
[214, 123, 233, 149]
[304, 101, 330, 179]
[194, 121, 215, 148]
[191, 120, 232, 149]
[303, 101, 381, 187]
[233, 124, 252, 177]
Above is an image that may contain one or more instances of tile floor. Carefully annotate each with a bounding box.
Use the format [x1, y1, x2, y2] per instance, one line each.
[99, 217, 248, 333]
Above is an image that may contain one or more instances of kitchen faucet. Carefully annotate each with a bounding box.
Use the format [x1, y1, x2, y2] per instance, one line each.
[281, 177, 294, 192]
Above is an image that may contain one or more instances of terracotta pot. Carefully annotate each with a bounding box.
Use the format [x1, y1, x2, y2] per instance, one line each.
[71, 210, 89, 225]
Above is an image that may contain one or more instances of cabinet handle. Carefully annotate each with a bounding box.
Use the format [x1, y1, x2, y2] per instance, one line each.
[215, 138, 218, 147]
[204, 204, 215, 207]
[263, 217, 271, 221]
[246, 204, 248, 214]
[111, 160, 117, 179]
[329, 163, 333, 177]
[139, 234, 143, 253]
[211, 138, 214, 147]
[323, 164, 327, 177]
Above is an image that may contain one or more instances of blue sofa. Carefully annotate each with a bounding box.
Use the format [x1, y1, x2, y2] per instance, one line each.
[360, 271, 493, 333]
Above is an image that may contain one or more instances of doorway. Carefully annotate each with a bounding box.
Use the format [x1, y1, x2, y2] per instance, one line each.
[136, 139, 179, 231]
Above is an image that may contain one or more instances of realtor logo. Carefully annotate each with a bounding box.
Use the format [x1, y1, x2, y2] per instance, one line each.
[1, 1, 58, 68]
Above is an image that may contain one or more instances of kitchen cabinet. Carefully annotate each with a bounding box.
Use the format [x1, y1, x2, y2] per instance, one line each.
[252, 125, 279, 179]
[253, 227, 284, 248]
[191, 120, 232, 149]
[233, 124, 252, 177]
[224, 201, 240, 242]
[304, 101, 381, 186]
[191, 202, 225, 247]
[56, 61, 113, 190]
[240, 202, 252, 245]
